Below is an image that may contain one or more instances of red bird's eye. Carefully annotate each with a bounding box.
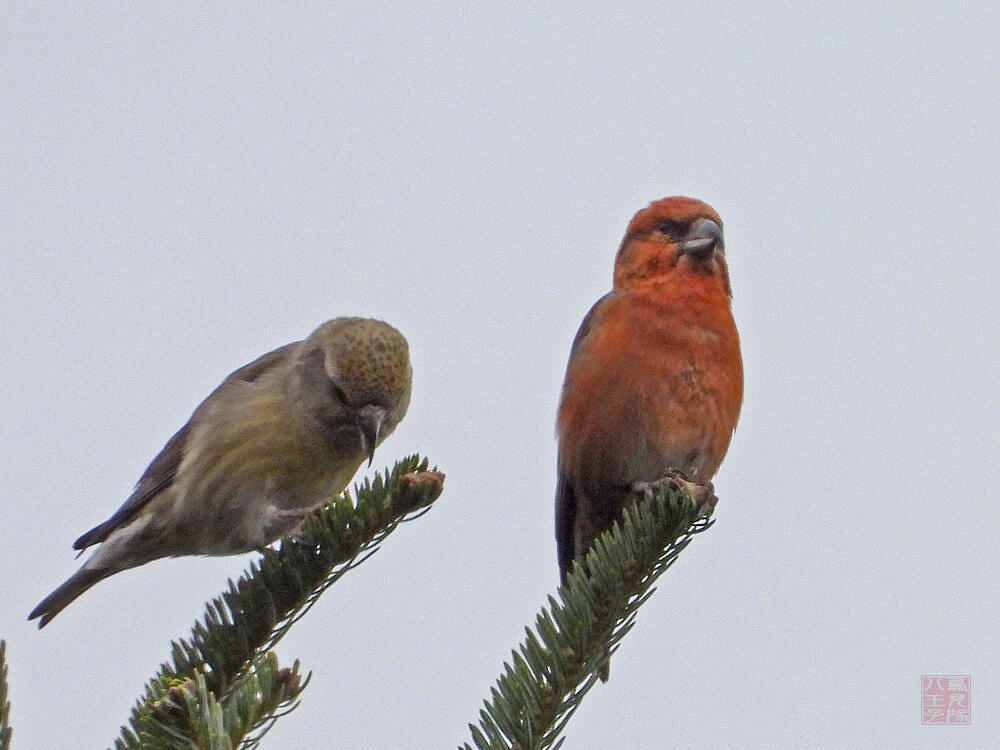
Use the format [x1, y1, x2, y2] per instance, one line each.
[657, 219, 685, 237]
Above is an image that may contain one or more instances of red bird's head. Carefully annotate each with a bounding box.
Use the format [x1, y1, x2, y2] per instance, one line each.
[613, 196, 731, 297]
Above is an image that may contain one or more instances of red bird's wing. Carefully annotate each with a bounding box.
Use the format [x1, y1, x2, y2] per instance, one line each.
[554, 294, 614, 581]
[555, 472, 577, 582]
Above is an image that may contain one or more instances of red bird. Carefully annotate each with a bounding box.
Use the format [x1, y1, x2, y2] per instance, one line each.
[555, 196, 743, 679]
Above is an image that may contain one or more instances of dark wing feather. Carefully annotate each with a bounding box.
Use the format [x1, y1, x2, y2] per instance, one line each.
[553, 298, 612, 582]
[555, 471, 577, 582]
[567, 293, 613, 361]
[72, 341, 301, 550]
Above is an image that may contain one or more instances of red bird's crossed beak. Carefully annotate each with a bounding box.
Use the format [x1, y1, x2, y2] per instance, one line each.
[677, 218, 724, 260]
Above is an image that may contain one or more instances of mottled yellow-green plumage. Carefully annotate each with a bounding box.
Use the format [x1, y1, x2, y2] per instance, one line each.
[29, 317, 411, 627]
[315, 317, 412, 401]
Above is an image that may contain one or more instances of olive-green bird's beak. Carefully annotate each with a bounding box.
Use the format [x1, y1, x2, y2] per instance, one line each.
[356, 404, 386, 466]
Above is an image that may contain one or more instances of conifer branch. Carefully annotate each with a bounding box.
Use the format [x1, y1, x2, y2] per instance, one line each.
[113, 455, 444, 749]
[0, 640, 11, 750]
[462, 478, 716, 750]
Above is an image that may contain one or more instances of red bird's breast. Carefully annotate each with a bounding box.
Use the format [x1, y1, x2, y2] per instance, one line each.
[557, 272, 742, 495]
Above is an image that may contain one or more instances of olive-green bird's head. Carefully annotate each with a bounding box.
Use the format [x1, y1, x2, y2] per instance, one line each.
[288, 317, 412, 465]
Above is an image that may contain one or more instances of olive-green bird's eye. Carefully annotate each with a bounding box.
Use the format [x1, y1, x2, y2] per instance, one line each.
[328, 381, 349, 404]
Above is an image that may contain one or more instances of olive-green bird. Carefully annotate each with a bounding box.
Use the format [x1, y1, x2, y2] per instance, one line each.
[29, 317, 411, 627]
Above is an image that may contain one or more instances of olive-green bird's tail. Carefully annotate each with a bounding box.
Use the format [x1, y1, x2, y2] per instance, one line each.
[28, 565, 114, 628]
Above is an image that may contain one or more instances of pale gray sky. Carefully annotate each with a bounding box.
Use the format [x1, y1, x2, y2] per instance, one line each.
[3, 3, 998, 748]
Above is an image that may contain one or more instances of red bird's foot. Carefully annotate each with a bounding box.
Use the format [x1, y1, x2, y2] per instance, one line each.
[630, 475, 685, 503]
[630, 474, 718, 509]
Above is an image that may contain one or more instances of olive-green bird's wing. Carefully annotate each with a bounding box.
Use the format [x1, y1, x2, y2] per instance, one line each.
[72, 341, 302, 551]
